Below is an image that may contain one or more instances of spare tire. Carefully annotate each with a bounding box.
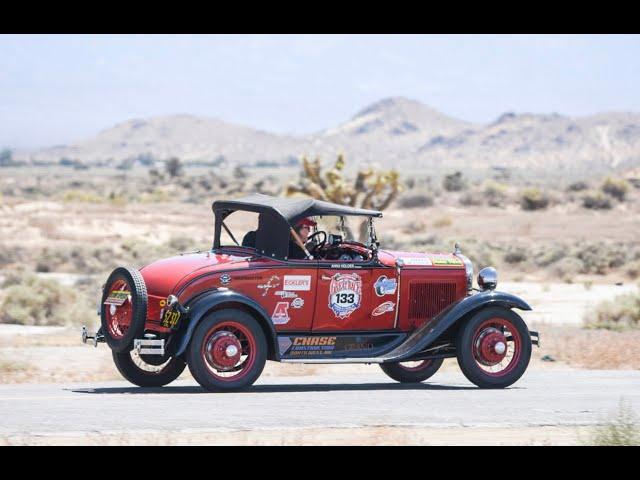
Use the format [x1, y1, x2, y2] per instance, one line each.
[100, 267, 148, 353]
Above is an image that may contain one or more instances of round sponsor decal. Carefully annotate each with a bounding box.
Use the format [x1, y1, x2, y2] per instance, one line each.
[374, 275, 397, 296]
[291, 297, 305, 309]
[329, 273, 362, 319]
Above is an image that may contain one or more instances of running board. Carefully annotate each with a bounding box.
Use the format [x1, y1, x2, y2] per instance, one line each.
[281, 358, 384, 364]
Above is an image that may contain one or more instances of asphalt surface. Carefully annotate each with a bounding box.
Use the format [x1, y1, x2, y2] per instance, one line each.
[1, 369, 639, 439]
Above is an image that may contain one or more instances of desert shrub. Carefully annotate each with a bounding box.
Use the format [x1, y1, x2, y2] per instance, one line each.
[601, 177, 630, 201]
[626, 260, 640, 279]
[409, 233, 440, 247]
[582, 190, 613, 210]
[443, 171, 465, 192]
[62, 190, 104, 203]
[520, 188, 549, 210]
[586, 399, 640, 446]
[459, 189, 483, 206]
[165, 157, 184, 178]
[433, 216, 453, 228]
[483, 180, 508, 207]
[168, 236, 192, 252]
[552, 257, 583, 280]
[567, 181, 589, 192]
[574, 242, 627, 275]
[0, 272, 92, 326]
[584, 291, 640, 330]
[397, 193, 433, 209]
[532, 244, 565, 267]
[378, 233, 403, 250]
[504, 246, 528, 264]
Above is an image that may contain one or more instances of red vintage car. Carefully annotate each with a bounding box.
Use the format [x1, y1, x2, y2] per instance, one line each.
[82, 194, 539, 391]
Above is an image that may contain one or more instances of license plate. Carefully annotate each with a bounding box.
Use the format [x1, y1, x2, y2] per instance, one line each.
[160, 308, 181, 329]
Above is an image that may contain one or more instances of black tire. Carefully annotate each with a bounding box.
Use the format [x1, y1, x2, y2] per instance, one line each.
[456, 307, 532, 389]
[379, 358, 444, 383]
[112, 351, 186, 387]
[100, 267, 147, 353]
[187, 309, 267, 392]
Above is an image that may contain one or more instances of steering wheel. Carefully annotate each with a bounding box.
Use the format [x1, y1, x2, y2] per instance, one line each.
[305, 230, 327, 255]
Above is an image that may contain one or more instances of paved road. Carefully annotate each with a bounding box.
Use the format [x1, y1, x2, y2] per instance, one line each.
[0, 370, 639, 439]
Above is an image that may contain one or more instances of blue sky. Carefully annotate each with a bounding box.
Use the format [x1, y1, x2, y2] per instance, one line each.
[1, 34, 640, 149]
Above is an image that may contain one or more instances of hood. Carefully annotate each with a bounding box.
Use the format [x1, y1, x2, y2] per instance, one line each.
[139, 251, 251, 297]
[378, 250, 465, 268]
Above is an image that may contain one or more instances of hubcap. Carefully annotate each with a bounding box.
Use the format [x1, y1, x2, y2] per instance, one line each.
[205, 331, 242, 371]
[475, 327, 508, 366]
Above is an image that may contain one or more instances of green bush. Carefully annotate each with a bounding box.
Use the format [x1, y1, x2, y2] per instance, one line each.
[443, 171, 465, 192]
[582, 190, 612, 210]
[397, 193, 434, 209]
[0, 273, 92, 326]
[601, 177, 630, 201]
[584, 290, 640, 331]
[483, 180, 508, 207]
[520, 188, 549, 211]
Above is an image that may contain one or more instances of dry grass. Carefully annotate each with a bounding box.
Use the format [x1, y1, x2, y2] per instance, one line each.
[535, 324, 640, 369]
[582, 399, 640, 446]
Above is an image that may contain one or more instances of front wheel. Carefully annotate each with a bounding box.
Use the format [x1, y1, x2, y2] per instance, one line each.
[379, 358, 444, 383]
[187, 309, 267, 392]
[456, 307, 532, 389]
[112, 350, 186, 387]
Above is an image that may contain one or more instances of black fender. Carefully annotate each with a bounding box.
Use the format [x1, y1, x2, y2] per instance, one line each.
[380, 290, 532, 362]
[171, 289, 279, 361]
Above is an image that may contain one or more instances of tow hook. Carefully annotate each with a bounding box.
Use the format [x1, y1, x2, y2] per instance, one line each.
[81, 326, 105, 347]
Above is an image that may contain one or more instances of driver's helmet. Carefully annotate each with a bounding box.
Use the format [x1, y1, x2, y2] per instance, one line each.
[295, 217, 317, 233]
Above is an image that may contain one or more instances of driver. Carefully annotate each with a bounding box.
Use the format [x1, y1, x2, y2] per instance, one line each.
[288, 217, 316, 260]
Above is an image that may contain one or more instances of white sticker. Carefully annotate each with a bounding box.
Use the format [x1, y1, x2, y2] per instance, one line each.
[275, 290, 297, 299]
[399, 257, 432, 266]
[271, 302, 290, 325]
[284, 275, 311, 291]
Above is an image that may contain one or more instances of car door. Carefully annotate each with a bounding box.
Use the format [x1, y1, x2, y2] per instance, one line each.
[312, 262, 397, 331]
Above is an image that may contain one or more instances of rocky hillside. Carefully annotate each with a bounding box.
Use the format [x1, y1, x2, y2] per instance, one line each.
[14, 97, 640, 175]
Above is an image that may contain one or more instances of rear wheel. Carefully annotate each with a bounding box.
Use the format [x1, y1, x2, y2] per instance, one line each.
[187, 309, 267, 392]
[379, 358, 444, 383]
[456, 307, 531, 388]
[112, 350, 186, 387]
[100, 267, 147, 353]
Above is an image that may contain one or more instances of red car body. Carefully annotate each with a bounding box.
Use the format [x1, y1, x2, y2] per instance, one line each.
[84, 194, 538, 392]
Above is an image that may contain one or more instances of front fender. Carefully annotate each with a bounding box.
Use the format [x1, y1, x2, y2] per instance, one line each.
[170, 289, 279, 360]
[381, 290, 532, 362]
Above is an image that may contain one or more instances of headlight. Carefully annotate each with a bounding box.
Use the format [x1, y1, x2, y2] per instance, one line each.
[478, 267, 498, 291]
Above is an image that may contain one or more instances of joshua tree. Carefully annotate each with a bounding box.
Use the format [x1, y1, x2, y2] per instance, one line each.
[286, 154, 403, 242]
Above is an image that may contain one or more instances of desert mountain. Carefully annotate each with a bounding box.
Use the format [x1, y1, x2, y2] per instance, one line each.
[15, 97, 640, 175]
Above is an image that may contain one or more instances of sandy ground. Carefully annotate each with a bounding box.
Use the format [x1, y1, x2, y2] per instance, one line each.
[1, 425, 590, 446]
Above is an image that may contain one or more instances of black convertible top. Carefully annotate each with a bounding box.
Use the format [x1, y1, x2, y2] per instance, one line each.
[212, 194, 381, 260]
[212, 193, 382, 224]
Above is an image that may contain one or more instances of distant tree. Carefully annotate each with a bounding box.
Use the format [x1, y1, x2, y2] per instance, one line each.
[443, 171, 466, 192]
[165, 157, 184, 178]
[0, 149, 12, 166]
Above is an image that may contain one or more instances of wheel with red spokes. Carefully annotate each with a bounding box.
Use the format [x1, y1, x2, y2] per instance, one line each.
[379, 358, 444, 383]
[187, 309, 267, 392]
[456, 307, 531, 388]
[100, 267, 147, 353]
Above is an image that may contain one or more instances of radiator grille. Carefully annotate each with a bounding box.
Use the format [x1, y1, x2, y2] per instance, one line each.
[408, 282, 457, 320]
